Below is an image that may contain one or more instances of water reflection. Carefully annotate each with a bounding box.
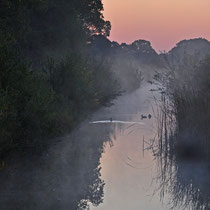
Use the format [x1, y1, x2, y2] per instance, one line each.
[155, 94, 210, 210]
[157, 145, 210, 210]
[0, 84, 197, 210]
[89, 85, 172, 210]
[0, 120, 116, 209]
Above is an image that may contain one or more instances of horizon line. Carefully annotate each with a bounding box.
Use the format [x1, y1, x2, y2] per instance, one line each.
[107, 36, 210, 53]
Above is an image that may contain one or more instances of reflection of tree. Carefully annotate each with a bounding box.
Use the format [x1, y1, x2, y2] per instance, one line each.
[78, 167, 105, 210]
[0, 122, 117, 210]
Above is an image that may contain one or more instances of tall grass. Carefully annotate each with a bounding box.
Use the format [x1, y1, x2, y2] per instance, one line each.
[153, 58, 210, 210]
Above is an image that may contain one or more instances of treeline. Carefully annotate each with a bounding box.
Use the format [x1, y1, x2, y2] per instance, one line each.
[89, 36, 163, 91]
[0, 0, 120, 156]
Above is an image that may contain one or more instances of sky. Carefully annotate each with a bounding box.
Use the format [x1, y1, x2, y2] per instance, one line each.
[102, 0, 210, 52]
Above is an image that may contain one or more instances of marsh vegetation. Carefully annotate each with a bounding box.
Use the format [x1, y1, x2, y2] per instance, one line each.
[153, 55, 210, 210]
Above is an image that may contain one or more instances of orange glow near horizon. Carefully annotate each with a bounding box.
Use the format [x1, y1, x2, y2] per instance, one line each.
[102, 0, 210, 52]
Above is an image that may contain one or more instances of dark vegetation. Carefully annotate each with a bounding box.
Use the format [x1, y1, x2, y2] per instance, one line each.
[1, 0, 167, 158]
[1, 0, 175, 158]
[89, 36, 162, 91]
[153, 41, 210, 209]
[0, 0, 121, 157]
[0, 119, 116, 210]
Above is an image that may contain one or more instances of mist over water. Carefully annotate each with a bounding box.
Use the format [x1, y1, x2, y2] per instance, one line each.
[89, 84, 169, 210]
[0, 84, 161, 209]
[0, 82, 209, 210]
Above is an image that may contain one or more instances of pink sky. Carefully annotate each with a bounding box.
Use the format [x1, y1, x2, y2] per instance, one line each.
[102, 0, 210, 52]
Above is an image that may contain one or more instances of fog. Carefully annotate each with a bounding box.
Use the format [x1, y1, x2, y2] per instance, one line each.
[1, 59, 210, 210]
[0, 83, 166, 210]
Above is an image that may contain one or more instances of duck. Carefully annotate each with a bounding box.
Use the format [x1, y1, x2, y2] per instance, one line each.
[141, 114, 147, 119]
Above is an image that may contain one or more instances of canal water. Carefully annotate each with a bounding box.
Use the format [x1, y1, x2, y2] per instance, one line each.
[0, 83, 208, 210]
[88, 83, 171, 210]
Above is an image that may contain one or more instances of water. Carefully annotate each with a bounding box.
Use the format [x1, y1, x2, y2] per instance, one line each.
[88, 84, 171, 210]
[0, 84, 209, 210]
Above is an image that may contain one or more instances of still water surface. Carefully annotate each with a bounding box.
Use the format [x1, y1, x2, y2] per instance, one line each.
[0, 84, 208, 210]
[88, 84, 171, 210]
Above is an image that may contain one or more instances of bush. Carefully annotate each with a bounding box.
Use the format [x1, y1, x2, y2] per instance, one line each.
[0, 42, 120, 156]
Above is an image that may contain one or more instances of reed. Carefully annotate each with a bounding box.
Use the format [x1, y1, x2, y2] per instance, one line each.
[153, 58, 210, 210]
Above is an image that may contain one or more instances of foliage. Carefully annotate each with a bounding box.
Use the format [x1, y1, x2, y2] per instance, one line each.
[0, 41, 56, 153]
[0, 0, 119, 156]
